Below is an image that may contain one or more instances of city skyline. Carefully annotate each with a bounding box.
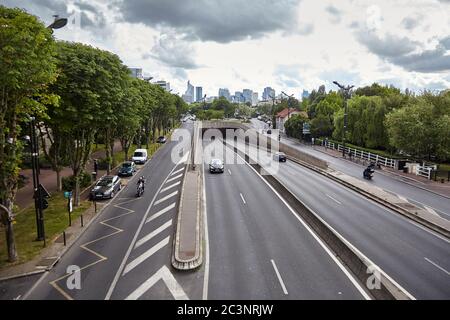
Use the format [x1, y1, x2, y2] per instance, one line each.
[6, 0, 449, 97]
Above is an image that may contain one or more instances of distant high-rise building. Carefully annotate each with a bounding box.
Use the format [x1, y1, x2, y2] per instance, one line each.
[155, 80, 171, 92]
[262, 87, 275, 100]
[128, 67, 143, 80]
[196, 87, 203, 102]
[218, 88, 231, 101]
[252, 92, 259, 106]
[302, 90, 310, 101]
[243, 89, 253, 103]
[234, 91, 244, 103]
[183, 81, 195, 103]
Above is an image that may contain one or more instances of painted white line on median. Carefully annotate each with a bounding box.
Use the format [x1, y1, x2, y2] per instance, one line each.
[135, 220, 173, 249]
[154, 191, 179, 206]
[228, 169, 232, 175]
[271, 260, 288, 295]
[166, 174, 184, 184]
[326, 194, 342, 205]
[126, 265, 188, 300]
[171, 167, 185, 176]
[105, 152, 189, 300]
[146, 203, 176, 224]
[123, 236, 170, 275]
[398, 195, 409, 203]
[240, 193, 246, 205]
[424, 206, 440, 217]
[226, 143, 372, 300]
[161, 181, 181, 193]
[425, 257, 450, 276]
[202, 160, 210, 301]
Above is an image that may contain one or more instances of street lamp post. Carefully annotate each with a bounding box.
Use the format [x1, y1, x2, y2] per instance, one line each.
[47, 15, 68, 32]
[333, 81, 354, 158]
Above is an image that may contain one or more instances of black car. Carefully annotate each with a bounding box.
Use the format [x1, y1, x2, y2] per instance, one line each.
[209, 159, 224, 173]
[273, 152, 287, 162]
[157, 136, 167, 144]
[90, 175, 121, 200]
[118, 161, 136, 177]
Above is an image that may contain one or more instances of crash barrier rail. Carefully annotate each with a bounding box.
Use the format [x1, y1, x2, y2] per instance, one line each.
[318, 139, 397, 169]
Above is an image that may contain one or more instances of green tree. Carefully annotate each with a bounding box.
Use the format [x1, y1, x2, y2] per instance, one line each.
[284, 114, 309, 139]
[0, 6, 57, 261]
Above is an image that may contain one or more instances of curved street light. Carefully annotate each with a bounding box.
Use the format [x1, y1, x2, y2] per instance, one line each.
[333, 81, 355, 158]
[47, 15, 68, 32]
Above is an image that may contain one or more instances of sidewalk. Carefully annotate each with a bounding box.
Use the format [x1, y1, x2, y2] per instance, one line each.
[14, 141, 123, 211]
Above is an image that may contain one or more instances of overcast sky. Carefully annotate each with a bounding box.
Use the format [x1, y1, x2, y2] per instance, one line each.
[2, 0, 450, 97]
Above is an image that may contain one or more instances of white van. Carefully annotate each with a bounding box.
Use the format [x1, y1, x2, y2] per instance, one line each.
[132, 149, 148, 164]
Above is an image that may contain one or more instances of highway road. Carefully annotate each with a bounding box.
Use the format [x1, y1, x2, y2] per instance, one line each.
[203, 139, 367, 299]
[20, 123, 204, 300]
[250, 118, 450, 220]
[232, 137, 450, 299]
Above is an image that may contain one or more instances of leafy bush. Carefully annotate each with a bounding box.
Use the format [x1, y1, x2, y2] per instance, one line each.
[62, 172, 92, 191]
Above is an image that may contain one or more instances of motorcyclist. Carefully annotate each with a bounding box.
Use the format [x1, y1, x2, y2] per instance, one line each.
[364, 163, 375, 179]
[137, 176, 146, 191]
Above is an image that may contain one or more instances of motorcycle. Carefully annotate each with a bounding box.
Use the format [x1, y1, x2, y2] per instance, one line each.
[136, 177, 146, 197]
[363, 165, 375, 180]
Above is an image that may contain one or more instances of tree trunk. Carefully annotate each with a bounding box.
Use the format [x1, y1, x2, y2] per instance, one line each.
[74, 174, 81, 207]
[56, 169, 62, 192]
[105, 128, 112, 175]
[0, 202, 18, 262]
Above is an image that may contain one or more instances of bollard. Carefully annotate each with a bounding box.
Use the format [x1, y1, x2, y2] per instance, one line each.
[81, 214, 84, 227]
[63, 231, 66, 246]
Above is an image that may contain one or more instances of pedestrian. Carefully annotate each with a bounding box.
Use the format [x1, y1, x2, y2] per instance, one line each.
[94, 159, 98, 174]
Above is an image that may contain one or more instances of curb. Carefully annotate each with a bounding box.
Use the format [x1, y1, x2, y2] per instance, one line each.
[286, 156, 450, 239]
[172, 162, 203, 270]
[0, 269, 46, 283]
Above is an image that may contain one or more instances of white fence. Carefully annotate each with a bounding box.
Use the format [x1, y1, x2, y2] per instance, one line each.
[320, 140, 397, 169]
[416, 164, 436, 180]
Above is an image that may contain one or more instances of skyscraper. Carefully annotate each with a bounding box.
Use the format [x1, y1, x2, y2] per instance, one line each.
[196, 87, 203, 102]
[301, 90, 310, 101]
[234, 91, 244, 103]
[262, 87, 275, 100]
[243, 89, 253, 103]
[218, 88, 231, 101]
[252, 92, 259, 106]
[128, 67, 143, 80]
[155, 80, 171, 92]
[183, 81, 195, 103]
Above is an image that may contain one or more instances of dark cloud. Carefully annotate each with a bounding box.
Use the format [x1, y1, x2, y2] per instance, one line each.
[325, 5, 342, 24]
[149, 31, 200, 69]
[357, 30, 450, 73]
[118, 0, 302, 43]
[401, 15, 422, 30]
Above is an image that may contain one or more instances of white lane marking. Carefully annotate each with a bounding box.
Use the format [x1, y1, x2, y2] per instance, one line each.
[135, 220, 173, 249]
[123, 236, 170, 275]
[202, 160, 210, 300]
[14, 295, 21, 300]
[171, 167, 185, 176]
[146, 203, 176, 224]
[424, 206, 440, 217]
[326, 194, 342, 205]
[228, 169, 232, 175]
[126, 265, 189, 300]
[271, 260, 288, 295]
[424, 257, 450, 276]
[240, 193, 246, 205]
[105, 153, 189, 300]
[166, 174, 183, 184]
[154, 191, 178, 206]
[398, 195, 409, 202]
[226, 143, 372, 300]
[161, 181, 181, 193]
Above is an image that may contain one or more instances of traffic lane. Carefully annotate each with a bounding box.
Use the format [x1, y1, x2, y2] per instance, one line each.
[26, 139, 183, 299]
[0, 273, 43, 300]
[205, 142, 365, 299]
[281, 139, 450, 218]
[276, 159, 450, 299]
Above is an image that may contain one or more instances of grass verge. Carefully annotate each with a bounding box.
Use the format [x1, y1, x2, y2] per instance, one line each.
[0, 192, 91, 269]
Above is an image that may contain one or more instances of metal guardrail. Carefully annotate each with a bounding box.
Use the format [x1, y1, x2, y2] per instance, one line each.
[320, 140, 397, 169]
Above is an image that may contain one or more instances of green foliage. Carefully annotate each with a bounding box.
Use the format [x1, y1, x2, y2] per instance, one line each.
[212, 96, 235, 117]
[61, 172, 92, 192]
[284, 114, 309, 139]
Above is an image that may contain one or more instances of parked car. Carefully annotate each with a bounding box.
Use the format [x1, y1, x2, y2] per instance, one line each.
[90, 175, 121, 200]
[132, 149, 148, 164]
[209, 159, 224, 173]
[157, 136, 167, 144]
[118, 161, 136, 177]
[273, 152, 287, 162]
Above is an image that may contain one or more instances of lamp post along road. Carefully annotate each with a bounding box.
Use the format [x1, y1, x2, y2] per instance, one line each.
[333, 81, 354, 158]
